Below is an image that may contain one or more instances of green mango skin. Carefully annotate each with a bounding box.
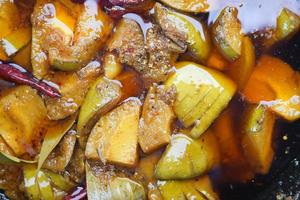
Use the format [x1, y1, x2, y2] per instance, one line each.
[154, 134, 208, 180]
[212, 7, 242, 61]
[275, 8, 300, 40]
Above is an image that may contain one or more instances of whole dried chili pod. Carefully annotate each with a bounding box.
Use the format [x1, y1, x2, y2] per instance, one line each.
[65, 186, 87, 200]
[0, 62, 61, 98]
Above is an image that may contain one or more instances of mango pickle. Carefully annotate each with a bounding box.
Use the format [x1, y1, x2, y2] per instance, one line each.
[0, 0, 20, 39]
[0, 27, 31, 57]
[0, 86, 47, 156]
[85, 99, 141, 168]
[12, 44, 32, 71]
[31, 0, 113, 75]
[241, 104, 275, 174]
[138, 85, 175, 154]
[45, 171, 75, 192]
[154, 3, 211, 62]
[23, 164, 40, 200]
[158, 0, 209, 13]
[243, 55, 300, 121]
[228, 36, 255, 90]
[86, 162, 146, 200]
[78, 77, 122, 147]
[157, 176, 219, 200]
[165, 62, 236, 138]
[212, 7, 243, 61]
[154, 131, 219, 180]
[37, 170, 55, 200]
[275, 8, 300, 41]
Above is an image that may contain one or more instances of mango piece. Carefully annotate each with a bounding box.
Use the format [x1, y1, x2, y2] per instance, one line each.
[154, 131, 219, 180]
[165, 62, 236, 138]
[78, 77, 122, 148]
[85, 99, 141, 167]
[45, 171, 75, 192]
[110, 177, 146, 200]
[212, 7, 242, 61]
[212, 108, 255, 182]
[37, 170, 54, 200]
[48, 1, 113, 71]
[86, 161, 146, 200]
[44, 61, 101, 120]
[1, 27, 31, 57]
[43, 130, 77, 172]
[228, 36, 255, 90]
[138, 85, 175, 153]
[23, 164, 40, 200]
[158, 0, 209, 13]
[275, 8, 300, 40]
[103, 52, 123, 79]
[241, 104, 275, 174]
[0, 0, 20, 38]
[12, 44, 32, 71]
[0, 86, 47, 156]
[154, 3, 211, 62]
[157, 176, 219, 200]
[243, 55, 300, 121]
[0, 136, 14, 155]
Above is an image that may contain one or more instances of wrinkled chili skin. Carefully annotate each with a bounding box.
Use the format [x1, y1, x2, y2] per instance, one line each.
[0, 62, 61, 98]
[71, 0, 86, 4]
[65, 186, 87, 200]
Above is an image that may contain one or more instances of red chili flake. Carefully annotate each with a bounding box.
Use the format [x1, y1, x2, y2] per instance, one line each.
[0, 62, 61, 98]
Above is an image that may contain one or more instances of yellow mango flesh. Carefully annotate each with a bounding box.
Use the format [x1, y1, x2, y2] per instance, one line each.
[138, 86, 175, 154]
[85, 99, 141, 168]
[212, 7, 242, 61]
[1, 27, 31, 57]
[228, 36, 255, 90]
[243, 55, 300, 121]
[157, 176, 219, 200]
[0, 86, 47, 156]
[77, 77, 122, 147]
[241, 104, 275, 174]
[165, 61, 236, 138]
[154, 131, 219, 180]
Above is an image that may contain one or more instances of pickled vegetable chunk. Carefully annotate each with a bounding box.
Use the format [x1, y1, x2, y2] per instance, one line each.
[31, 0, 113, 76]
[158, 0, 209, 13]
[241, 104, 275, 174]
[165, 62, 236, 138]
[243, 55, 300, 121]
[43, 130, 77, 172]
[138, 85, 176, 153]
[228, 36, 255, 90]
[154, 3, 210, 62]
[157, 176, 219, 200]
[86, 162, 146, 200]
[154, 131, 219, 180]
[44, 61, 101, 120]
[78, 77, 122, 148]
[0, 86, 47, 156]
[85, 99, 141, 167]
[275, 8, 300, 40]
[212, 7, 242, 61]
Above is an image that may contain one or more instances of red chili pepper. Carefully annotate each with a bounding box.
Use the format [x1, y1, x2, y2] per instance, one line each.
[71, 0, 86, 4]
[65, 186, 87, 200]
[0, 62, 61, 98]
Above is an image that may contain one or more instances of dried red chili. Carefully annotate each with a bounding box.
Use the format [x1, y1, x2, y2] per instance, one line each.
[65, 186, 87, 200]
[0, 62, 61, 98]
